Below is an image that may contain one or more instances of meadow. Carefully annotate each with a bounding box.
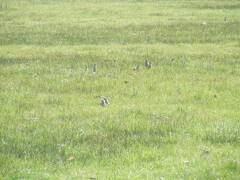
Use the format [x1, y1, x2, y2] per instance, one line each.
[0, 0, 240, 179]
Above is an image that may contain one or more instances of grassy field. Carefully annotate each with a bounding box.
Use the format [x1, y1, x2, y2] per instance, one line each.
[1, 0, 240, 179]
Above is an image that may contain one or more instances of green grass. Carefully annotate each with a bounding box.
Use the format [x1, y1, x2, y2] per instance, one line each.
[0, 0, 240, 179]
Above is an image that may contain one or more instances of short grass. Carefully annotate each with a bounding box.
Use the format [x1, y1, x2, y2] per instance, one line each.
[0, 0, 240, 179]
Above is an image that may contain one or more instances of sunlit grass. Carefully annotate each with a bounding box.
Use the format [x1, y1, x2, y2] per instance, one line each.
[0, 0, 240, 179]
